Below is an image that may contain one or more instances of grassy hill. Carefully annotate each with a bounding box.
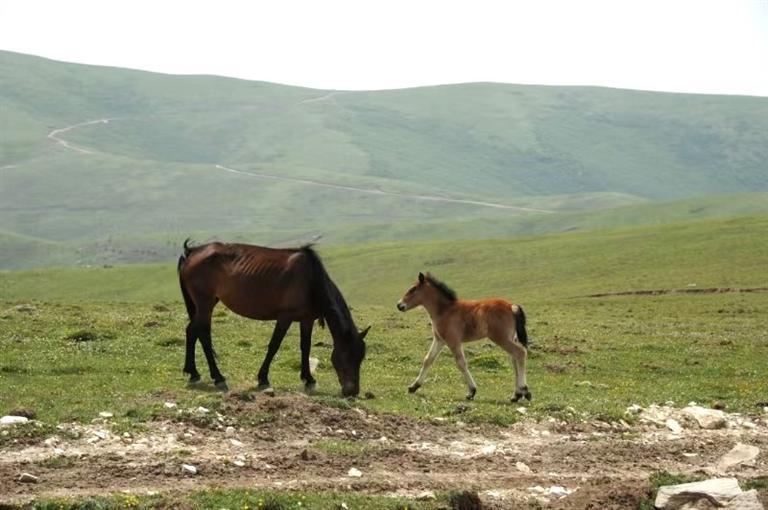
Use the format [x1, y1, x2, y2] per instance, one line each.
[2, 51, 768, 269]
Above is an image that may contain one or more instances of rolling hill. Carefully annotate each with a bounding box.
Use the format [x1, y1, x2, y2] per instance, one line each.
[1, 50, 767, 268]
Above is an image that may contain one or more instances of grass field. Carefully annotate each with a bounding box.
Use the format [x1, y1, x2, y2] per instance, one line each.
[2, 217, 767, 426]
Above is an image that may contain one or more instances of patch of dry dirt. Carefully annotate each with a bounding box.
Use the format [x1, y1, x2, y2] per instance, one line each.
[1, 394, 766, 509]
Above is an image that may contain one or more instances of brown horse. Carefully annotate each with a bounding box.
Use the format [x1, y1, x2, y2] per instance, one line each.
[396, 272, 531, 402]
[177, 240, 369, 397]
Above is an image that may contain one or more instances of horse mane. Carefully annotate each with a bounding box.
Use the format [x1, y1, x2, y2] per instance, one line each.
[425, 273, 458, 302]
[301, 245, 358, 338]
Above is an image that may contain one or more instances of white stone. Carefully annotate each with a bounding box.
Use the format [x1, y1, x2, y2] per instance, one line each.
[716, 443, 760, 472]
[548, 486, 573, 498]
[480, 444, 496, 455]
[99, 412, 113, 418]
[163, 402, 177, 409]
[93, 430, 108, 440]
[196, 406, 210, 414]
[229, 439, 244, 447]
[682, 406, 727, 429]
[347, 467, 362, 477]
[233, 460, 245, 467]
[225, 426, 236, 437]
[626, 404, 643, 414]
[517, 407, 527, 414]
[529, 486, 546, 494]
[0, 416, 28, 427]
[309, 357, 320, 376]
[726, 490, 764, 510]
[655, 478, 742, 508]
[19, 472, 39, 483]
[43, 437, 59, 446]
[516, 461, 532, 473]
[415, 490, 436, 500]
[666, 418, 683, 434]
[181, 464, 198, 475]
[53, 448, 64, 456]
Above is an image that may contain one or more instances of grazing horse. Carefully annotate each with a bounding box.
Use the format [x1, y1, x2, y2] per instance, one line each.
[177, 240, 369, 397]
[396, 272, 531, 402]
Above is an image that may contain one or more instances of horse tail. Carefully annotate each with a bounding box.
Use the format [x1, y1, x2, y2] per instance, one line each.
[177, 241, 196, 321]
[514, 305, 528, 347]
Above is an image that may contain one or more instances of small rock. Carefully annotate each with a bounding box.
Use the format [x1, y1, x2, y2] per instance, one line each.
[0, 416, 29, 427]
[93, 430, 108, 440]
[655, 477, 742, 508]
[233, 460, 246, 467]
[98, 412, 113, 418]
[716, 443, 760, 472]
[480, 444, 497, 455]
[416, 490, 436, 500]
[626, 404, 643, 414]
[181, 464, 198, 475]
[683, 452, 699, 458]
[347, 467, 362, 477]
[516, 461, 532, 473]
[229, 439, 244, 447]
[43, 437, 59, 446]
[53, 448, 64, 456]
[18, 472, 39, 483]
[666, 418, 683, 434]
[682, 406, 727, 429]
[225, 426, 236, 437]
[727, 489, 764, 510]
[516, 407, 527, 414]
[196, 406, 210, 414]
[163, 402, 177, 409]
[574, 380, 592, 387]
[308, 357, 320, 376]
[300, 449, 313, 461]
[364, 391, 375, 400]
[548, 486, 573, 498]
[529, 486, 546, 494]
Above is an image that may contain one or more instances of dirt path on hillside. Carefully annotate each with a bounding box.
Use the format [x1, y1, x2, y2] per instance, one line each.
[214, 164, 554, 214]
[2, 393, 766, 508]
[47, 118, 115, 154]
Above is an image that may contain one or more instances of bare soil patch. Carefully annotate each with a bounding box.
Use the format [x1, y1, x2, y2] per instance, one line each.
[2, 393, 766, 508]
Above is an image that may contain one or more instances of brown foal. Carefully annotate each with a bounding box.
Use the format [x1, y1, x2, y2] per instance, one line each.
[396, 272, 531, 402]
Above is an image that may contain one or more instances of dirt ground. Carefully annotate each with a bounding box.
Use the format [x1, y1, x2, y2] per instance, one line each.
[1, 393, 766, 509]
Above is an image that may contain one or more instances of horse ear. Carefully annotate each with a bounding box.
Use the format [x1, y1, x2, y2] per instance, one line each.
[359, 325, 371, 340]
[418, 272, 425, 284]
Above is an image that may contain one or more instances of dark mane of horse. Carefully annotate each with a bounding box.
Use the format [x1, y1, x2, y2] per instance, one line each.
[425, 273, 458, 302]
[301, 245, 358, 338]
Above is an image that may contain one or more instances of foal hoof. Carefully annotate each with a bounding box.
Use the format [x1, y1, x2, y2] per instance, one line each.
[408, 383, 421, 394]
[186, 376, 202, 387]
[466, 388, 477, 401]
[304, 382, 317, 395]
[257, 384, 275, 396]
[215, 380, 229, 392]
[511, 388, 532, 403]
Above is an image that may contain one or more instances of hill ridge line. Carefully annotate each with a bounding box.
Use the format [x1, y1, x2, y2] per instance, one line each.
[214, 164, 554, 213]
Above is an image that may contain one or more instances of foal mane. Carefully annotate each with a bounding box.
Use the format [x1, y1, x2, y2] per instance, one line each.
[425, 273, 458, 302]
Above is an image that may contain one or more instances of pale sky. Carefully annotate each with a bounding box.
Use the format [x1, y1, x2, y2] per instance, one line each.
[1, 0, 767, 96]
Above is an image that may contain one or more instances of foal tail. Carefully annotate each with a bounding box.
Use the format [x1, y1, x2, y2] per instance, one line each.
[514, 305, 529, 347]
[177, 239, 196, 321]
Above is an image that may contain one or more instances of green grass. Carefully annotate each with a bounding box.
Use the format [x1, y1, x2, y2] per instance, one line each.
[2, 50, 768, 268]
[1, 218, 767, 426]
[17, 489, 435, 510]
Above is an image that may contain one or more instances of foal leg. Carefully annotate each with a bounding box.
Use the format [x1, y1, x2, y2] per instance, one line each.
[408, 335, 444, 393]
[299, 319, 317, 394]
[256, 319, 291, 391]
[184, 322, 201, 384]
[501, 335, 531, 402]
[447, 340, 477, 400]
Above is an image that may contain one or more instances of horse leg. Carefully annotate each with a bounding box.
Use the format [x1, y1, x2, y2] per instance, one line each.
[299, 319, 317, 394]
[408, 334, 444, 393]
[256, 319, 291, 391]
[194, 300, 227, 391]
[184, 322, 201, 384]
[447, 340, 477, 400]
[499, 335, 531, 402]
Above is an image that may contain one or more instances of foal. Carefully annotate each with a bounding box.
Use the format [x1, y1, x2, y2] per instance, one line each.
[397, 272, 531, 402]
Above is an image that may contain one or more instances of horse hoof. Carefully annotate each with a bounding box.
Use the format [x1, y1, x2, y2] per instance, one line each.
[304, 382, 317, 395]
[524, 390, 533, 401]
[408, 383, 421, 394]
[187, 376, 202, 387]
[257, 384, 275, 396]
[215, 380, 229, 392]
[466, 388, 477, 401]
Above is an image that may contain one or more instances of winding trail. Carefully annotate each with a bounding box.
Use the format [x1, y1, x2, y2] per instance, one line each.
[215, 164, 554, 213]
[47, 118, 114, 154]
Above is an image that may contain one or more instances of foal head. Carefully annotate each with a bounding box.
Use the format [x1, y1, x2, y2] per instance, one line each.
[397, 272, 457, 312]
[331, 325, 370, 397]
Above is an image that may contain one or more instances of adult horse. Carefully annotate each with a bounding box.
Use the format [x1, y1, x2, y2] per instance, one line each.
[177, 240, 369, 396]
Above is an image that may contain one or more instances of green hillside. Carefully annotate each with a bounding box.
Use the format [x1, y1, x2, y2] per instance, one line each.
[2, 51, 768, 269]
